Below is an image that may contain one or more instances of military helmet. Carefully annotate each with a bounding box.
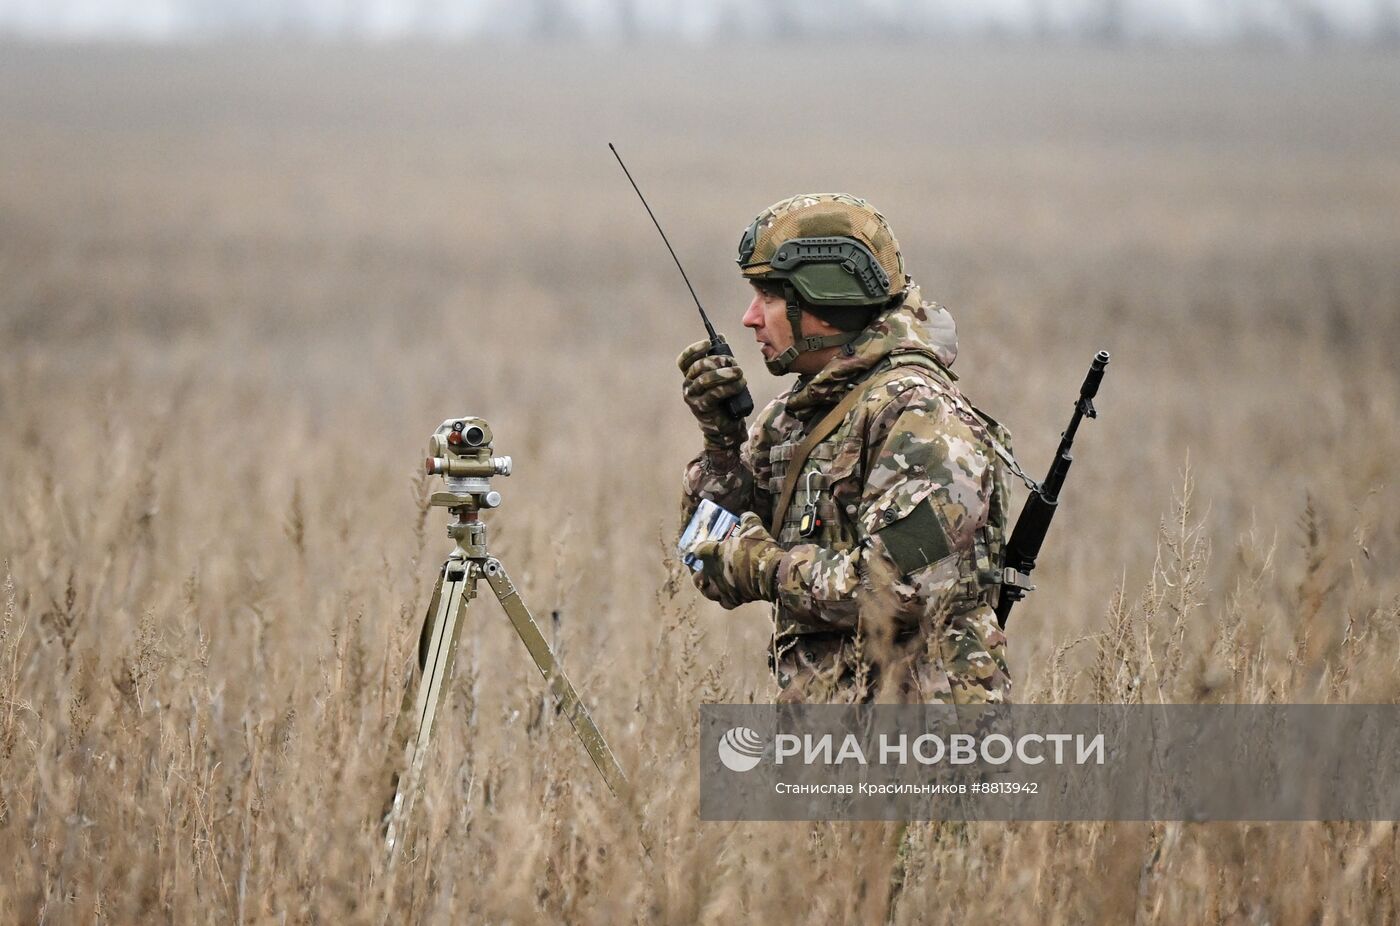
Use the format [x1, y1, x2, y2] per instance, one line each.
[736, 193, 907, 375]
[736, 193, 905, 308]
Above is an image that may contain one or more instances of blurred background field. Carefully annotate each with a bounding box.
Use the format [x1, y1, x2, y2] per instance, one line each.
[3, 40, 1400, 923]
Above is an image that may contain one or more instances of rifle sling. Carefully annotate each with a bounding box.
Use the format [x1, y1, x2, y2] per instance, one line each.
[770, 367, 908, 534]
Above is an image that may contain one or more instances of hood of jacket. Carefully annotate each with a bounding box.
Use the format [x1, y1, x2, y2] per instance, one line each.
[784, 282, 959, 414]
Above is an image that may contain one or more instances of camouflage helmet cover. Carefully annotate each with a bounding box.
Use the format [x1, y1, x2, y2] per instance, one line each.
[736, 193, 906, 307]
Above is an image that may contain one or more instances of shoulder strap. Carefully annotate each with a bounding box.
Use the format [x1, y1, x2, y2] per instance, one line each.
[770, 362, 918, 534]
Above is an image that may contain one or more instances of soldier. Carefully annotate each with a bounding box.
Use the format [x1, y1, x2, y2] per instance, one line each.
[679, 193, 1014, 705]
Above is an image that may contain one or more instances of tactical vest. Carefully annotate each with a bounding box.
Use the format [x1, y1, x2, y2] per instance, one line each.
[763, 352, 1015, 625]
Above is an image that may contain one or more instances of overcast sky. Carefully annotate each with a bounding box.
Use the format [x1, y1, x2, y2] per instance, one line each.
[0, 0, 1396, 43]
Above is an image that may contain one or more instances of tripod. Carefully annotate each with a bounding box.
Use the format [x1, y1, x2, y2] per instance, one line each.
[384, 417, 628, 852]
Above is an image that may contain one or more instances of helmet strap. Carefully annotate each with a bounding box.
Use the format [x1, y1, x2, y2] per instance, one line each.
[764, 289, 861, 376]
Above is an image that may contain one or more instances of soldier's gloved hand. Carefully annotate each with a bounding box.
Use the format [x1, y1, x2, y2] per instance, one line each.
[677, 339, 748, 451]
[692, 511, 783, 609]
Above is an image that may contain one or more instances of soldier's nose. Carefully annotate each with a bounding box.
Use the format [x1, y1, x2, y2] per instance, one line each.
[743, 297, 764, 329]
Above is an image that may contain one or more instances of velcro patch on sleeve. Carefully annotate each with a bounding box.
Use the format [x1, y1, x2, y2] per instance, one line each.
[874, 497, 953, 576]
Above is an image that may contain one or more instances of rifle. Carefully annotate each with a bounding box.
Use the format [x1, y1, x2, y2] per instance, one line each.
[996, 350, 1110, 629]
[608, 143, 754, 421]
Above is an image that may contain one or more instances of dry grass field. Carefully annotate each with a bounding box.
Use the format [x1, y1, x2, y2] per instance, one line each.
[3, 42, 1400, 923]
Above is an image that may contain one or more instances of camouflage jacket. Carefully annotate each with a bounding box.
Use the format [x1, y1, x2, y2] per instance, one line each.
[681, 285, 1013, 651]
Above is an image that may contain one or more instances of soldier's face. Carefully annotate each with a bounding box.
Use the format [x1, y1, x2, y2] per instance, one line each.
[743, 283, 841, 374]
[743, 284, 790, 363]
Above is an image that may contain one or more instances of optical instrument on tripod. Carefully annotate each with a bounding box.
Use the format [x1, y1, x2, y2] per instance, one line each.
[383, 416, 628, 852]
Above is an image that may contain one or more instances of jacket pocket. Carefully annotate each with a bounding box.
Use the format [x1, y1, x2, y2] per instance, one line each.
[865, 482, 957, 577]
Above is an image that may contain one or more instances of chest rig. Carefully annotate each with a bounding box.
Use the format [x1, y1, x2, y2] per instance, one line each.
[763, 353, 1016, 611]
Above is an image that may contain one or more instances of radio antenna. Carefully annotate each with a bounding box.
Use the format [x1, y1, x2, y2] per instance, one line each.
[609, 142, 718, 341]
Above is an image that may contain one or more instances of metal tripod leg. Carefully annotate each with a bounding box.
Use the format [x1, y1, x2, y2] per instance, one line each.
[479, 557, 629, 798]
[385, 552, 629, 856]
[409, 555, 477, 778]
[384, 553, 476, 852]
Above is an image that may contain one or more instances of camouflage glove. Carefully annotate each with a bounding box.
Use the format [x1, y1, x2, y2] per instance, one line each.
[678, 339, 748, 451]
[692, 511, 783, 609]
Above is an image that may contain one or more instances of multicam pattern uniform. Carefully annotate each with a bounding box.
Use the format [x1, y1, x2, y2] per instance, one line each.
[682, 286, 1013, 705]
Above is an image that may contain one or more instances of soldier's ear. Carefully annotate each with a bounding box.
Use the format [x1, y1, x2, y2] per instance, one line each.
[799, 307, 841, 335]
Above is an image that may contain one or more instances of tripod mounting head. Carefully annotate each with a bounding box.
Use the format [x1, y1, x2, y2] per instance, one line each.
[425, 416, 512, 510]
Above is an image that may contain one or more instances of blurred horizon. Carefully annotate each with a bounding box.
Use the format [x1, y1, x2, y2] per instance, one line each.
[2, 0, 1399, 46]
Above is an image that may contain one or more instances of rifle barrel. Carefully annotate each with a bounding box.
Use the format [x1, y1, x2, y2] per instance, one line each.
[995, 350, 1109, 627]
